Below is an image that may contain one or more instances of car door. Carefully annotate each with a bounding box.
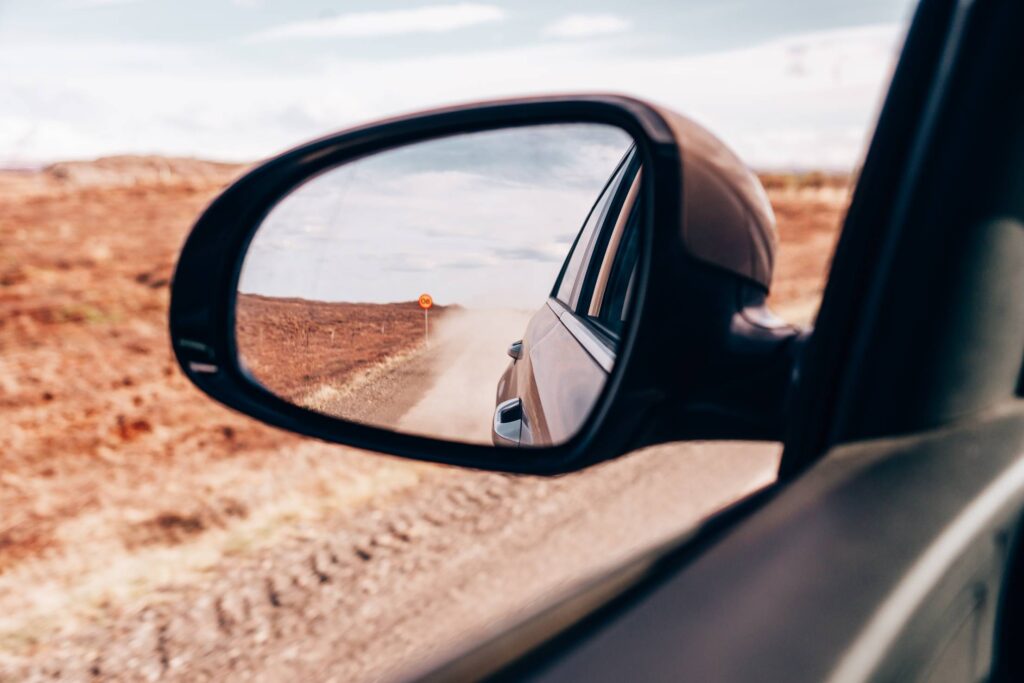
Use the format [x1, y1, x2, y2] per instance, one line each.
[501, 149, 641, 446]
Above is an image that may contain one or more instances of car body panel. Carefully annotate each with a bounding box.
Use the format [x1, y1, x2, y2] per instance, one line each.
[493, 150, 639, 447]
[496, 301, 609, 446]
[415, 405, 1024, 682]
[521, 406, 1024, 682]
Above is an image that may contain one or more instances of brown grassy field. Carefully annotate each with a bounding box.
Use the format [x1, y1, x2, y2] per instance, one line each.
[0, 156, 848, 672]
[236, 294, 444, 403]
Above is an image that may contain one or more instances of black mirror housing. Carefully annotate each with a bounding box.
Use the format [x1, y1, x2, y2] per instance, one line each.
[170, 94, 797, 474]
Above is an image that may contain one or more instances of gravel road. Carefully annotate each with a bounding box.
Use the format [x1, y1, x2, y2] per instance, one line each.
[6, 311, 780, 682]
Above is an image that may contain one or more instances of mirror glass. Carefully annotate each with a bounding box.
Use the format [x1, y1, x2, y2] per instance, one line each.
[236, 123, 641, 447]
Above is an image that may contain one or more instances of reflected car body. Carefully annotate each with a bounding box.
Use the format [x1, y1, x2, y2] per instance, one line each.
[493, 148, 642, 446]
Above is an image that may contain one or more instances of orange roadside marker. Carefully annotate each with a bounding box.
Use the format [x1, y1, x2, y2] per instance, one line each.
[418, 293, 433, 343]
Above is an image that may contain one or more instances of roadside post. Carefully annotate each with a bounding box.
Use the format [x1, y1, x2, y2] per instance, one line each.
[418, 293, 433, 344]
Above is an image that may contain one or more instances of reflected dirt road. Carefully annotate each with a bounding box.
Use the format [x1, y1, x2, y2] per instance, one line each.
[398, 309, 533, 442]
[303, 308, 533, 444]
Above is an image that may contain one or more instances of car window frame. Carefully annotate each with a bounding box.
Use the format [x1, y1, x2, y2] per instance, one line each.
[552, 147, 636, 307]
[588, 169, 642, 319]
[574, 154, 641, 314]
[590, 195, 642, 338]
[566, 151, 642, 349]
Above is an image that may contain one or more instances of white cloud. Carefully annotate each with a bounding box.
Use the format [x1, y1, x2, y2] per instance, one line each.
[240, 130, 625, 306]
[0, 23, 904, 170]
[542, 13, 630, 39]
[247, 3, 505, 42]
[65, 0, 141, 7]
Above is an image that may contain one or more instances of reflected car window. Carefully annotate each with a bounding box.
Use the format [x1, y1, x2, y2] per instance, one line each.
[596, 201, 641, 336]
[555, 153, 631, 307]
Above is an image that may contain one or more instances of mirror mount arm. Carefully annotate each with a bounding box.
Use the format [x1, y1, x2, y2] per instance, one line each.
[715, 298, 810, 440]
[634, 324, 808, 445]
[626, 275, 809, 447]
[711, 321, 809, 441]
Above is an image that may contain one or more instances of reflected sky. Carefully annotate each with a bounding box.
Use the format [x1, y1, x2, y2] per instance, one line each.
[238, 123, 632, 308]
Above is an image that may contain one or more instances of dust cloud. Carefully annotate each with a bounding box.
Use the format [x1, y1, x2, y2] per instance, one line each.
[399, 308, 534, 443]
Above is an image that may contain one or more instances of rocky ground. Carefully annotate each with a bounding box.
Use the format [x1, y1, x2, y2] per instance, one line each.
[0, 157, 848, 681]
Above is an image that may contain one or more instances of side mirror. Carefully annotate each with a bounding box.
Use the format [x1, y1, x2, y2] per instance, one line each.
[170, 95, 799, 475]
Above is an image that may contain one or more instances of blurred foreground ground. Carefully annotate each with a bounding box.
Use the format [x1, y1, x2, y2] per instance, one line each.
[0, 158, 848, 681]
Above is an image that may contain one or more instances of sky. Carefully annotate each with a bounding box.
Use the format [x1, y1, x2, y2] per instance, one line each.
[0, 0, 916, 170]
[238, 124, 632, 308]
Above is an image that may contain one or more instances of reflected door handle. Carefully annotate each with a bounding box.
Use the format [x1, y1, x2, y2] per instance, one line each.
[508, 340, 523, 360]
[493, 397, 523, 447]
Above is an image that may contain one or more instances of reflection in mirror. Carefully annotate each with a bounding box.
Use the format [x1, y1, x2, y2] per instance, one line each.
[236, 124, 640, 447]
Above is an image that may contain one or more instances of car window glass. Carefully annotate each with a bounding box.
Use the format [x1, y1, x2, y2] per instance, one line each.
[555, 156, 630, 306]
[596, 201, 641, 336]
[587, 169, 642, 322]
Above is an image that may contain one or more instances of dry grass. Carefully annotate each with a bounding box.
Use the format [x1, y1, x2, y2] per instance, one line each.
[0, 158, 850, 657]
